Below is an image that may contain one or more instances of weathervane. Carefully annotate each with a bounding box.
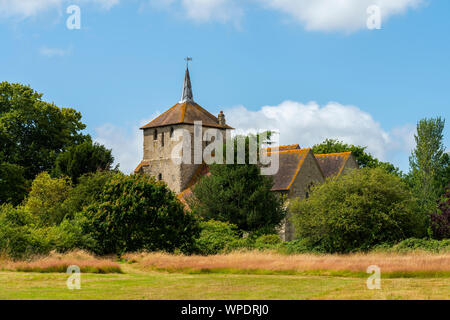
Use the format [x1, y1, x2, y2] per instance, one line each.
[185, 57, 192, 68]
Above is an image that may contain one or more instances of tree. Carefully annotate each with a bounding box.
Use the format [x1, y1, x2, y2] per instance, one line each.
[0, 162, 28, 205]
[409, 117, 449, 213]
[290, 168, 426, 253]
[62, 171, 116, 220]
[0, 82, 88, 181]
[311, 139, 401, 176]
[430, 186, 450, 240]
[24, 172, 72, 226]
[54, 139, 114, 183]
[190, 133, 286, 234]
[81, 174, 199, 255]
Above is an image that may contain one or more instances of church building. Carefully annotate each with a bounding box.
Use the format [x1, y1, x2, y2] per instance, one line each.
[135, 66, 358, 241]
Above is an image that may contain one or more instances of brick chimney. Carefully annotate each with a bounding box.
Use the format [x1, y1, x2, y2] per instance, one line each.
[218, 110, 226, 126]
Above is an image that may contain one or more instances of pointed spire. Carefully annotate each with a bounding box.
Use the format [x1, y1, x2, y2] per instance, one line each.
[180, 58, 194, 103]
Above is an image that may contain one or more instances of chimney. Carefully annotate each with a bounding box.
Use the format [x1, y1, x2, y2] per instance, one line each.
[218, 110, 226, 126]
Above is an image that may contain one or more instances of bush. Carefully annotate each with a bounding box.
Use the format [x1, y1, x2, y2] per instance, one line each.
[81, 174, 200, 255]
[24, 172, 72, 226]
[195, 220, 241, 255]
[374, 238, 450, 253]
[0, 205, 52, 259]
[430, 187, 450, 239]
[291, 168, 427, 253]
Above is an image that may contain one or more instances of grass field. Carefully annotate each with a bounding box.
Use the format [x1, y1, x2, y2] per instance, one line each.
[0, 251, 449, 300]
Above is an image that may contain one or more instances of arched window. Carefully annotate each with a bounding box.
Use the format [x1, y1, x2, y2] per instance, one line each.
[153, 130, 157, 140]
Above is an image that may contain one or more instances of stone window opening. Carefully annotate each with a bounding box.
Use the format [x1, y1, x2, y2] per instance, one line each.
[170, 127, 174, 138]
[158, 173, 162, 181]
[153, 130, 157, 140]
[161, 132, 165, 147]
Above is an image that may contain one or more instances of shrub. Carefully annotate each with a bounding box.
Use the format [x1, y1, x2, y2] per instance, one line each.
[376, 238, 450, 253]
[0, 205, 52, 259]
[291, 168, 427, 253]
[24, 172, 72, 226]
[81, 174, 200, 255]
[195, 220, 241, 255]
[430, 187, 450, 239]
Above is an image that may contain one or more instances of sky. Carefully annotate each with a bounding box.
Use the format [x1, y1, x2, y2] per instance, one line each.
[0, 0, 448, 173]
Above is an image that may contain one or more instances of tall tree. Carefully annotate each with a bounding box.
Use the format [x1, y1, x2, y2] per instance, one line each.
[190, 133, 286, 234]
[53, 139, 114, 183]
[0, 82, 88, 180]
[409, 117, 449, 213]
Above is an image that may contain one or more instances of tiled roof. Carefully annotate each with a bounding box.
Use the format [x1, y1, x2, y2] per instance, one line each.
[178, 164, 210, 205]
[134, 160, 150, 174]
[140, 101, 233, 130]
[314, 152, 352, 178]
[265, 144, 300, 152]
[268, 148, 311, 191]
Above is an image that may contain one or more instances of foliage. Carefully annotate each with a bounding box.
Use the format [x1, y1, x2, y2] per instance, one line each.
[54, 139, 114, 183]
[0, 82, 88, 181]
[374, 238, 450, 253]
[0, 162, 28, 205]
[430, 187, 450, 239]
[290, 168, 427, 253]
[62, 171, 115, 220]
[408, 117, 449, 213]
[24, 172, 72, 226]
[190, 163, 286, 233]
[195, 220, 241, 255]
[0, 205, 52, 259]
[81, 174, 200, 255]
[311, 138, 402, 176]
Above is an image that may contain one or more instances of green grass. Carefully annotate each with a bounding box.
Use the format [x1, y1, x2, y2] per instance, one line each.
[0, 264, 448, 300]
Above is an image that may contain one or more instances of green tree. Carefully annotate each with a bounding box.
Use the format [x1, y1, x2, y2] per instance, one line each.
[54, 139, 114, 183]
[24, 172, 72, 226]
[0, 82, 88, 180]
[81, 174, 199, 255]
[290, 168, 426, 253]
[190, 133, 285, 234]
[62, 171, 116, 220]
[409, 117, 449, 213]
[311, 139, 401, 176]
[0, 162, 28, 205]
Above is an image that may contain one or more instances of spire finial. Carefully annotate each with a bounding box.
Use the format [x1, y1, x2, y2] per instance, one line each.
[180, 57, 194, 103]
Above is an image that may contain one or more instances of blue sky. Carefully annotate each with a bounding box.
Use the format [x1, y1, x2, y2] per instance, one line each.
[0, 0, 448, 173]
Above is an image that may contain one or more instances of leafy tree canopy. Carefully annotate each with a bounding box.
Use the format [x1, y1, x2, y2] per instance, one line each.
[290, 168, 427, 253]
[53, 139, 114, 183]
[190, 132, 286, 234]
[81, 174, 199, 255]
[408, 117, 449, 213]
[0, 82, 89, 180]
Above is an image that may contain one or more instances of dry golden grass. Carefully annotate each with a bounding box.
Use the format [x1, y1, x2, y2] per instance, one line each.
[124, 251, 450, 276]
[0, 250, 122, 274]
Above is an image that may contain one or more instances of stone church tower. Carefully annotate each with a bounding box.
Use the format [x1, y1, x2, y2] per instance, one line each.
[135, 66, 233, 193]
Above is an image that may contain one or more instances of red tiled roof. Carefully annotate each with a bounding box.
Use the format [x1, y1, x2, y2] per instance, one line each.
[267, 148, 312, 191]
[140, 101, 233, 130]
[314, 152, 352, 178]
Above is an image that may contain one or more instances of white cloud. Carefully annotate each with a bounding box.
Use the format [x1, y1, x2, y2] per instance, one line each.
[149, 0, 243, 24]
[94, 100, 416, 174]
[225, 100, 415, 163]
[39, 45, 72, 57]
[0, 0, 119, 18]
[259, 0, 424, 32]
